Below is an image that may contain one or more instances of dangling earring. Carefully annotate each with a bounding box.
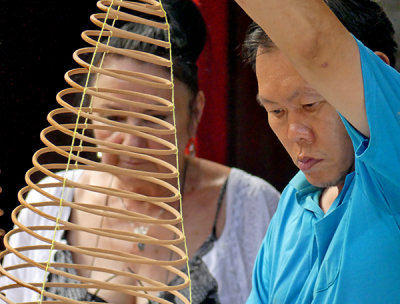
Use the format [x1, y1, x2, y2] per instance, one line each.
[185, 137, 198, 157]
[97, 151, 103, 161]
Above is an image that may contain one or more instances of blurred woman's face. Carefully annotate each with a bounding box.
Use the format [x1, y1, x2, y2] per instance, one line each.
[91, 57, 194, 181]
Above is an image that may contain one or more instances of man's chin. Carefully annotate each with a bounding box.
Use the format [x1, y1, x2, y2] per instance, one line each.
[304, 172, 347, 189]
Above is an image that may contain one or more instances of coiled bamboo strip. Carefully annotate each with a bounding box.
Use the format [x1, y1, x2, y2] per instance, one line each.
[0, 0, 190, 303]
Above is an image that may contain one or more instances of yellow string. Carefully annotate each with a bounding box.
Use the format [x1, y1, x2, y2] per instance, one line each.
[37, 1, 119, 302]
[159, 1, 193, 303]
[38, 1, 192, 302]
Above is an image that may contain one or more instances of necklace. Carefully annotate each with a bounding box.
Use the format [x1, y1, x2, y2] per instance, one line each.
[90, 158, 190, 296]
[118, 197, 164, 251]
[111, 157, 189, 251]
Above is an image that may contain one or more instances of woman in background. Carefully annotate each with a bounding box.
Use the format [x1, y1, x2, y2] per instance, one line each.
[1, 0, 279, 303]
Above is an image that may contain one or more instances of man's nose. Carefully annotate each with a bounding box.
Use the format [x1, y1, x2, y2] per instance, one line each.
[287, 120, 314, 144]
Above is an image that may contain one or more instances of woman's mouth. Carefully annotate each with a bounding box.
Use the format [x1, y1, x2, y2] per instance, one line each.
[120, 158, 147, 168]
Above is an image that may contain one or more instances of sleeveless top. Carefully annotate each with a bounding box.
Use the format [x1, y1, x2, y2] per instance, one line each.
[44, 179, 229, 303]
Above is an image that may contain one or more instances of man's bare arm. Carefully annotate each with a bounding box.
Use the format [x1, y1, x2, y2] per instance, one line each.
[236, 0, 368, 136]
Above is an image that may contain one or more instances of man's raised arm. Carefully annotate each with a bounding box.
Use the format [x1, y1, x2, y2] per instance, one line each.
[235, 0, 368, 135]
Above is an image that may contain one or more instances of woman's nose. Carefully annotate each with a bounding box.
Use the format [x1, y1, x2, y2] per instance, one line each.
[287, 121, 314, 144]
[122, 131, 147, 148]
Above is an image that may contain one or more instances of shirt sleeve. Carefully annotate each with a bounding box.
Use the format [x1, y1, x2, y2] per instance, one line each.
[0, 187, 55, 302]
[0, 172, 75, 302]
[246, 220, 273, 304]
[340, 38, 400, 216]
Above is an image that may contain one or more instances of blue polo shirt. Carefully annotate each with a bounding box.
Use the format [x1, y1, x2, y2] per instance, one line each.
[247, 39, 400, 303]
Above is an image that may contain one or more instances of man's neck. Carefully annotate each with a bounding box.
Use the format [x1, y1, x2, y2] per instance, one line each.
[320, 183, 345, 214]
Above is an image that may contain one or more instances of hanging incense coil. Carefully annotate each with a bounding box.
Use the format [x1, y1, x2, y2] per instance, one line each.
[0, 182, 4, 249]
[0, 0, 190, 303]
[0, 186, 4, 238]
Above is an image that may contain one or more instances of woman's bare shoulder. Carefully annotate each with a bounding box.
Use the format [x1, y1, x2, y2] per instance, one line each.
[189, 157, 231, 188]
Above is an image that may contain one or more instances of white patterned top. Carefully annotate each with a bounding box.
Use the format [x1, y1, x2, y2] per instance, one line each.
[0, 168, 279, 304]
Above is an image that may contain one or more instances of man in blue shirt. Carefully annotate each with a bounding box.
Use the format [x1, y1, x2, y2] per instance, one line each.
[235, 0, 400, 303]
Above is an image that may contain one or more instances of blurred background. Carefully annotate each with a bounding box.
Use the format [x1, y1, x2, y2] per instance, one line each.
[0, 0, 399, 246]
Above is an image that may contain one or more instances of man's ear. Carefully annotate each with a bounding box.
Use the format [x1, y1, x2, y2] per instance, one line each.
[188, 90, 205, 137]
[374, 51, 390, 65]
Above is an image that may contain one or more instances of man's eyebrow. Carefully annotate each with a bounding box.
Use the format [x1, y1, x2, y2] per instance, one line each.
[303, 88, 324, 100]
[256, 91, 300, 106]
[256, 94, 276, 106]
[256, 88, 321, 106]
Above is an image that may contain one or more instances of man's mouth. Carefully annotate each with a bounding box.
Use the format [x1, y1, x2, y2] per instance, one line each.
[297, 157, 322, 171]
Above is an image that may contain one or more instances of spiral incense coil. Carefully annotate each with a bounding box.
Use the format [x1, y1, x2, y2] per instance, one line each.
[0, 0, 191, 303]
[0, 189, 4, 237]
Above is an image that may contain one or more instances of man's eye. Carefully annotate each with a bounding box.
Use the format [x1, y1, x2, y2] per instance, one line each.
[302, 101, 321, 110]
[268, 109, 284, 116]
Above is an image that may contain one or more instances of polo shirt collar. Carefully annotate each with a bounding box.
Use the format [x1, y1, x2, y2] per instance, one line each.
[291, 171, 356, 218]
[291, 172, 324, 217]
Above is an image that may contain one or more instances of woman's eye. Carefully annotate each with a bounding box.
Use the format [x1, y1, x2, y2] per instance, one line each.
[105, 115, 125, 122]
[141, 114, 169, 128]
[152, 114, 168, 121]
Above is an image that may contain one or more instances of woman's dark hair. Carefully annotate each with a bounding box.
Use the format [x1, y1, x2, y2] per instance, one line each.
[103, 0, 206, 96]
[242, 0, 398, 69]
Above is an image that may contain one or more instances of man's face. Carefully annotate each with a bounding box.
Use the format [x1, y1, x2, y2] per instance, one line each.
[255, 49, 354, 188]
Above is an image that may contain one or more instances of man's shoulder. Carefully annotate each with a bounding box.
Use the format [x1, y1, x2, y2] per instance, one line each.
[355, 37, 400, 88]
